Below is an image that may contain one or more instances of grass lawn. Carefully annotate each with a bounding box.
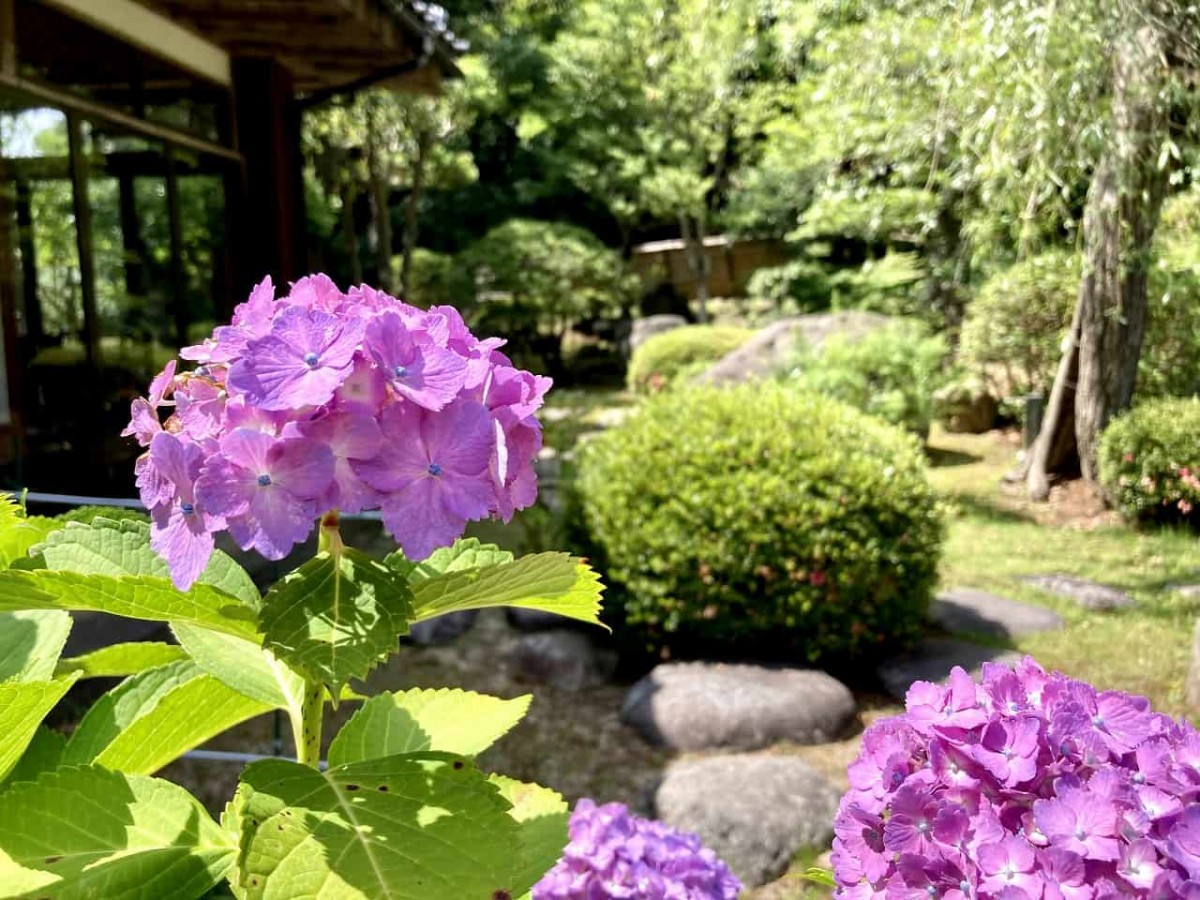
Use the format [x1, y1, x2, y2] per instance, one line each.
[928, 427, 1200, 721]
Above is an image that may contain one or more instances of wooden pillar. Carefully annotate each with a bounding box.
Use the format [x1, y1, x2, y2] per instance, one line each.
[13, 180, 41, 345]
[231, 58, 304, 293]
[0, 173, 22, 467]
[0, 0, 15, 78]
[116, 172, 147, 304]
[66, 113, 100, 368]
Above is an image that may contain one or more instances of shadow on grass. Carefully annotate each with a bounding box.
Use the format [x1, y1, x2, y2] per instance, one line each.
[926, 446, 983, 468]
[945, 493, 1034, 525]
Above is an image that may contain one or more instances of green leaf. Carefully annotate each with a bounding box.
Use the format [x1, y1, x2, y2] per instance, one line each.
[54, 641, 187, 679]
[385, 537, 515, 582]
[0, 610, 72, 681]
[233, 754, 521, 900]
[327, 688, 531, 767]
[258, 545, 413, 693]
[172, 623, 306, 712]
[0, 569, 259, 640]
[0, 510, 58, 569]
[0, 675, 78, 782]
[0, 765, 235, 899]
[61, 661, 273, 774]
[3, 726, 65, 789]
[410, 552, 607, 630]
[38, 518, 260, 609]
[490, 775, 570, 898]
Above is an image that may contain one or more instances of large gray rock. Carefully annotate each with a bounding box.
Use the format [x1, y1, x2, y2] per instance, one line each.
[696, 311, 890, 386]
[932, 588, 1064, 639]
[621, 662, 856, 751]
[877, 638, 1023, 701]
[507, 630, 618, 690]
[1188, 619, 1200, 710]
[1019, 574, 1133, 611]
[630, 314, 688, 351]
[653, 754, 841, 888]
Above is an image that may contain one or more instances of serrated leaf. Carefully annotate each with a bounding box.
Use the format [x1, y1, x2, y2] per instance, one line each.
[39, 518, 260, 608]
[0, 610, 72, 681]
[61, 660, 273, 774]
[258, 545, 413, 694]
[385, 537, 515, 583]
[410, 553, 607, 630]
[0, 765, 234, 899]
[3, 726, 65, 789]
[0, 675, 78, 782]
[0, 516, 58, 569]
[54, 641, 187, 678]
[0, 569, 259, 639]
[234, 753, 521, 900]
[490, 775, 570, 898]
[173, 623, 306, 709]
[328, 688, 531, 767]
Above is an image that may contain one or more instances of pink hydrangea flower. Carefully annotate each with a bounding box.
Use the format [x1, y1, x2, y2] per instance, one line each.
[833, 659, 1200, 899]
[127, 275, 548, 588]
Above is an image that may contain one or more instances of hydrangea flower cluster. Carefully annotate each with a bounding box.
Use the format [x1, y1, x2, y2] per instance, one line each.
[124, 275, 549, 589]
[833, 657, 1200, 899]
[534, 799, 741, 899]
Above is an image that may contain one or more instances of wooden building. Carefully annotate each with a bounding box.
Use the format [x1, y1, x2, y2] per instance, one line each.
[0, 0, 457, 495]
[630, 235, 790, 300]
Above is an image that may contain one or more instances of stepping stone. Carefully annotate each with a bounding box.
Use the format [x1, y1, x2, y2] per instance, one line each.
[620, 662, 856, 752]
[653, 754, 841, 888]
[507, 630, 618, 691]
[1019, 574, 1133, 611]
[931, 588, 1064, 639]
[876, 638, 1023, 701]
[1188, 619, 1200, 710]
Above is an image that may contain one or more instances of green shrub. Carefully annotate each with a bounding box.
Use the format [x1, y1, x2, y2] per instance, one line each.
[961, 244, 1200, 401]
[829, 251, 928, 320]
[626, 324, 752, 394]
[575, 383, 944, 661]
[746, 259, 832, 313]
[786, 318, 948, 438]
[1098, 398, 1200, 528]
[960, 250, 1078, 399]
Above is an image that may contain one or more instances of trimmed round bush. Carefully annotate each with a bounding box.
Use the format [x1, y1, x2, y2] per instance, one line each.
[1098, 398, 1200, 528]
[626, 325, 752, 394]
[575, 383, 944, 660]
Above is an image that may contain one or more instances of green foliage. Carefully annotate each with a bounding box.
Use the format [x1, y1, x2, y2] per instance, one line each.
[1098, 398, 1200, 529]
[793, 188, 940, 246]
[626, 325, 753, 394]
[575, 383, 943, 659]
[52, 505, 150, 527]
[0, 765, 235, 899]
[829, 252, 929, 321]
[459, 219, 632, 330]
[960, 251, 1079, 399]
[401, 247, 473, 307]
[746, 258, 833, 313]
[787, 319, 949, 438]
[0, 504, 604, 898]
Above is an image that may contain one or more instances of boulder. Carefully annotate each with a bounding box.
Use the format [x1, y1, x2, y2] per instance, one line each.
[653, 754, 841, 888]
[877, 638, 1023, 702]
[1019, 574, 1133, 611]
[507, 630, 618, 690]
[407, 610, 478, 646]
[629, 314, 687, 351]
[695, 311, 890, 386]
[931, 588, 1064, 639]
[1188, 619, 1200, 710]
[620, 662, 856, 752]
[933, 382, 999, 434]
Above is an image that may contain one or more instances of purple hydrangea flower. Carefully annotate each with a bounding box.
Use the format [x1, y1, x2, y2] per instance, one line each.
[533, 799, 740, 900]
[127, 276, 548, 587]
[833, 658, 1200, 900]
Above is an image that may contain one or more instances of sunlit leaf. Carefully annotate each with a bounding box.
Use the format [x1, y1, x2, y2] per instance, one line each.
[54, 641, 187, 679]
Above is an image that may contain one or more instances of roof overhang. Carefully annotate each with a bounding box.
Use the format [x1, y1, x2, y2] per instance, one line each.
[69, 0, 460, 94]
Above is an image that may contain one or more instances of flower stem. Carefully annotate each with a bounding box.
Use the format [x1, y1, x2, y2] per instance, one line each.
[297, 680, 325, 768]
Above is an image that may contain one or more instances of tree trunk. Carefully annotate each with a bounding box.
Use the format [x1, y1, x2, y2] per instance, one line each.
[365, 105, 393, 293]
[340, 183, 362, 286]
[1027, 23, 1169, 496]
[399, 129, 430, 298]
[679, 212, 710, 324]
[1074, 26, 1168, 481]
